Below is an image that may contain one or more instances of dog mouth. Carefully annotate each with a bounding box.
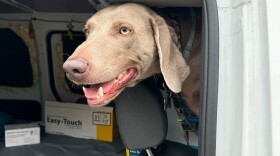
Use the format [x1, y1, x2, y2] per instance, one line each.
[82, 68, 137, 106]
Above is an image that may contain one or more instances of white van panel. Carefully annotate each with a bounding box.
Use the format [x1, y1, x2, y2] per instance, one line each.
[266, 1, 280, 156]
[216, 0, 280, 156]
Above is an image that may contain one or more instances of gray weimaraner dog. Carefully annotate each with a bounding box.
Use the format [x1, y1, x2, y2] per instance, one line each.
[63, 3, 201, 115]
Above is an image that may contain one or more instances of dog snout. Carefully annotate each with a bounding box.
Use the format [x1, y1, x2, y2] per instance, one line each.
[63, 58, 89, 81]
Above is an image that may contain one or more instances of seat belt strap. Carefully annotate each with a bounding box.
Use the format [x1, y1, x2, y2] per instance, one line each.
[183, 8, 197, 62]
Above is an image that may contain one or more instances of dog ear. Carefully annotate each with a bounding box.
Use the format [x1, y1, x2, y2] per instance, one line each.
[151, 15, 190, 93]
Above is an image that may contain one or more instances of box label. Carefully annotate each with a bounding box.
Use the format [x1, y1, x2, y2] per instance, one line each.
[93, 112, 111, 126]
[46, 116, 83, 127]
[45, 101, 116, 142]
[5, 127, 40, 147]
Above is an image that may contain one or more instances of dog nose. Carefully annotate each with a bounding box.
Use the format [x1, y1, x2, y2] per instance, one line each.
[63, 58, 88, 81]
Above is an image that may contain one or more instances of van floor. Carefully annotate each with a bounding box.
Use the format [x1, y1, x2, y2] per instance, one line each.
[0, 133, 125, 156]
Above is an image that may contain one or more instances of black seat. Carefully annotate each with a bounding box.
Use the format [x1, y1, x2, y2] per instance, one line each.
[114, 78, 198, 156]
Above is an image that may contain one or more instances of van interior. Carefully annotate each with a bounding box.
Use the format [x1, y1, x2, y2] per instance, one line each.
[0, 0, 219, 156]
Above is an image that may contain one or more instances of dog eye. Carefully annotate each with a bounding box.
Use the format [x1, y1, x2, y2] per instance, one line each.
[119, 27, 131, 35]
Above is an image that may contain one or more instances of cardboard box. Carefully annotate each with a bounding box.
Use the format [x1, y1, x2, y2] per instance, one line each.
[5, 123, 40, 147]
[45, 101, 118, 142]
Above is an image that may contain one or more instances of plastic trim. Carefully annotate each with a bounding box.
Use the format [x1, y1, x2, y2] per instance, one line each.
[199, 0, 219, 156]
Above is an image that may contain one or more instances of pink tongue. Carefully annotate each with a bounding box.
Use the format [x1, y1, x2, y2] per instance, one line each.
[83, 79, 116, 98]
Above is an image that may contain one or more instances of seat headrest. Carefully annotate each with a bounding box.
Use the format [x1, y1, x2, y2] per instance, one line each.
[114, 78, 168, 150]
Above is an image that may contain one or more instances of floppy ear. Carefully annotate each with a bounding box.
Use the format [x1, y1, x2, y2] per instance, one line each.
[151, 15, 190, 93]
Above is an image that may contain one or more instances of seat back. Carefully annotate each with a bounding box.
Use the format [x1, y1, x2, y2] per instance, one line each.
[114, 78, 167, 150]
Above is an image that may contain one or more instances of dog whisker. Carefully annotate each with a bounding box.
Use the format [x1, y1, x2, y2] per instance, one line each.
[63, 53, 71, 59]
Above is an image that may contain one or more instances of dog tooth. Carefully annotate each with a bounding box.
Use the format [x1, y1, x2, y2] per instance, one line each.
[92, 96, 100, 100]
[117, 73, 123, 79]
[99, 87, 104, 97]
[114, 79, 118, 83]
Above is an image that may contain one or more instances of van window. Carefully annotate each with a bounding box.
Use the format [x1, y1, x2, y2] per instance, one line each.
[0, 24, 38, 89]
[47, 31, 85, 101]
[61, 33, 86, 94]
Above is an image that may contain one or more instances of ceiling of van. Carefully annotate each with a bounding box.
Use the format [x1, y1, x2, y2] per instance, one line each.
[0, 0, 202, 13]
[0, 0, 96, 13]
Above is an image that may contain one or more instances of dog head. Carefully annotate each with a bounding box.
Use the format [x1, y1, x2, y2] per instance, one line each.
[63, 3, 190, 106]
